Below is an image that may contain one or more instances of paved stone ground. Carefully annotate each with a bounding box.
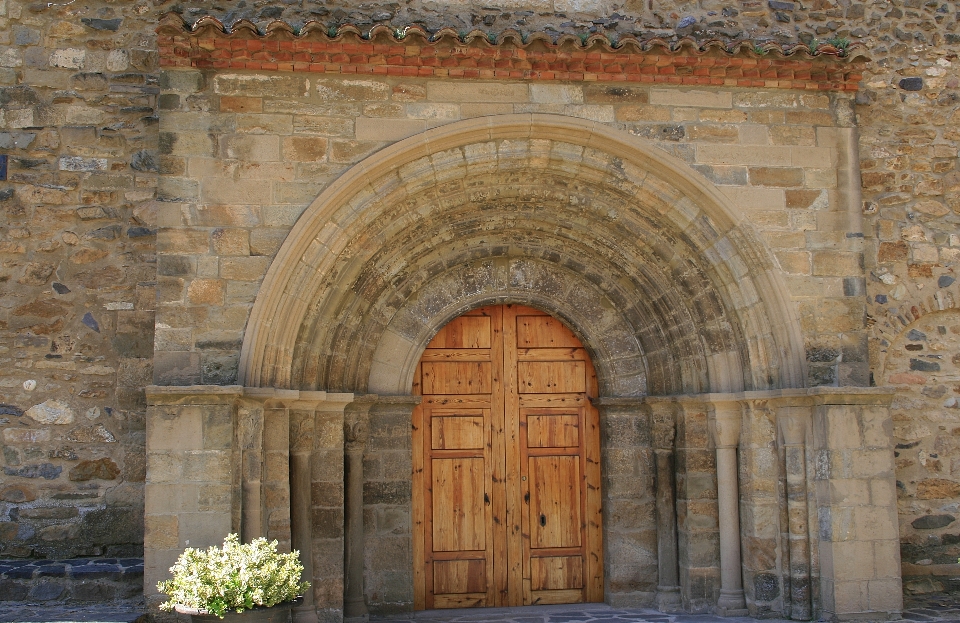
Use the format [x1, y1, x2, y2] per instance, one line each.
[0, 595, 956, 623]
[377, 595, 960, 623]
[0, 600, 147, 623]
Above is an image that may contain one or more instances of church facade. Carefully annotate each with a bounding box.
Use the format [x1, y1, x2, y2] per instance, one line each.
[0, 1, 958, 621]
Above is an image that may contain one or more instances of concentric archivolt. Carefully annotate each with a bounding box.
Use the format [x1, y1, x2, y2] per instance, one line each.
[239, 114, 806, 396]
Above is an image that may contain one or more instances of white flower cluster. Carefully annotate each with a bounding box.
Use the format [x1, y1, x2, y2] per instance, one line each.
[157, 533, 310, 618]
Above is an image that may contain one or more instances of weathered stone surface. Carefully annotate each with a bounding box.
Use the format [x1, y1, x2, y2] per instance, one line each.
[64, 425, 117, 444]
[916, 479, 960, 500]
[25, 400, 76, 425]
[0, 484, 36, 502]
[17, 262, 55, 285]
[3, 463, 62, 479]
[911, 515, 956, 530]
[69, 458, 121, 481]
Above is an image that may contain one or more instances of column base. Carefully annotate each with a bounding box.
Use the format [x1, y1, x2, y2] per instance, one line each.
[656, 585, 683, 613]
[344, 597, 368, 620]
[714, 589, 748, 617]
[294, 604, 320, 623]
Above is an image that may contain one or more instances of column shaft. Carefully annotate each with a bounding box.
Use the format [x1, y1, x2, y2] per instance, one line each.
[655, 447, 682, 612]
[291, 448, 318, 623]
[709, 403, 748, 616]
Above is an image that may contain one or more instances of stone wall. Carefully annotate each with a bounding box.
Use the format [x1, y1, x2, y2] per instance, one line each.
[153, 70, 861, 392]
[0, 0, 957, 606]
[0, 0, 159, 561]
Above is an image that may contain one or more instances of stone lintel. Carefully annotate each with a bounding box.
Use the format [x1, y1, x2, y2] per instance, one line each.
[646, 386, 896, 407]
[146, 384, 243, 405]
[146, 384, 362, 409]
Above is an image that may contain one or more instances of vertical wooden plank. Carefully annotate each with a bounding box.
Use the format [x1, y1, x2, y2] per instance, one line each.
[488, 305, 507, 608]
[503, 304, 525, 607]
[412, 363, 426, 610]
[584, 356, 604, 603]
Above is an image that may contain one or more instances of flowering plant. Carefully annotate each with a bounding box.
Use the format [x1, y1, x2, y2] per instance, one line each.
[157, 533, 310, 619]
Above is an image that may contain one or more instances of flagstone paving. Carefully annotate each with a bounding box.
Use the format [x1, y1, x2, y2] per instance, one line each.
[0, 595, 956, 623]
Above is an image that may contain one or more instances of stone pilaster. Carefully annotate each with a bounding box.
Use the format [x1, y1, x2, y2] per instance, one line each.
[344, 395, 377, 620]
[363, 396, 421, 615]
[649, 399, 682, 613]
[593, 397, 656, 608]
[144, 385, 244, 607]
[778, 404, 813, 620]
[298, 392, 354, 623]
[673, 397, 720, 614]
[807, 388, 901, 622]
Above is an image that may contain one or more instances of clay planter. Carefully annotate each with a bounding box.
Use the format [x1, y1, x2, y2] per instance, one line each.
[174, 602, 293, 623]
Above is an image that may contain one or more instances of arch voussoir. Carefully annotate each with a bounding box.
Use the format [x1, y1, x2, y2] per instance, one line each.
[239, 114, 807, 397]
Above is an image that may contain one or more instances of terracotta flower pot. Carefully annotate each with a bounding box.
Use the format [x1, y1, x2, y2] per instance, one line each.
[174, 601, 293, 623]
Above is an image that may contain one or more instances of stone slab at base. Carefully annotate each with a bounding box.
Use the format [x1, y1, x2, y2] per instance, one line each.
[714, 607, 751, 617]
[656, 587, 683, 614]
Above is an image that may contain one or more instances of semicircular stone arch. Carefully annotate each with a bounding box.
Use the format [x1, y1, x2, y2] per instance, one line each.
[239, 113, 807, 396]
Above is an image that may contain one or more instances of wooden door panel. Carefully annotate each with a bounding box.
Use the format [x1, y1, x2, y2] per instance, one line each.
[423, 361, 492, 394]
[433, 594, 487, 609]
[432, 457, 486, 552]
[428, 315, 492, 348]
[530, 556, 584, 590]
[529, 589, 585, 605]
[434, 560, 487, 593]
[516, 315, 581, 348]
[517, 361, 586, 393]
[526, 414, 580, 448]
[414, 304, 602, 610]
[432, 415, 485, 450]
[528, 455, 582, 549]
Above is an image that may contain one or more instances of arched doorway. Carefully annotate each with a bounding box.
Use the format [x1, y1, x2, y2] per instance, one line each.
[411, 304, 603, 609]
[232, 114, 812, 615]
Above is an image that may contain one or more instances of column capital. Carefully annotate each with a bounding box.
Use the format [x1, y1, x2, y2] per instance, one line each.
[777, 405, 810, 446]
[707, 399, 743, 449]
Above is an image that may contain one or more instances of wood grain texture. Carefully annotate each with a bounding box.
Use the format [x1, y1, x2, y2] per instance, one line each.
[413, 305, 602, 609]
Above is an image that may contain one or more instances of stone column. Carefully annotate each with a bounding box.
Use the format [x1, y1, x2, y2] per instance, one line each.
[238, 401, 266, 542]
[707, 399, 748, 616]
[289, 401, 319, 623]
[243, 388, 301, 552]
[344, 396, 376, 619]
[649, 399, 682, 613]
[778, 405, 812, 621]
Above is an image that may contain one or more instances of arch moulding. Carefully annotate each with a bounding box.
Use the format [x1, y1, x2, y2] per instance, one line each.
[237, 113, 808, 395]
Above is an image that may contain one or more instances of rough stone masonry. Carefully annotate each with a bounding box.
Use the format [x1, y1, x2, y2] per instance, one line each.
[0, 0, 958, 616]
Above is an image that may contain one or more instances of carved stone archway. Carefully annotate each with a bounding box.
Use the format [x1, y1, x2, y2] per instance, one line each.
[238, 114, 808, 397]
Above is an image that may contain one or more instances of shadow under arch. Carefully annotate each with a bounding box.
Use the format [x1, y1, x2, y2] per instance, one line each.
[238, 113, 808, 396]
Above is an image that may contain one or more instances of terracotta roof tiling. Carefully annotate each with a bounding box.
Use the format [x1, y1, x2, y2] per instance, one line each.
[159, 13, 867, 61]
[157, 14, 866, 91]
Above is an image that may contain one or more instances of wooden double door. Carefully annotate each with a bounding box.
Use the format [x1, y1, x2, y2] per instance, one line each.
[412, 305, 603, 609]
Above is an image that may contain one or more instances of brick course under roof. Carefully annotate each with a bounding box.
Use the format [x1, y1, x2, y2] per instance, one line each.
[157, 14, 865, 92]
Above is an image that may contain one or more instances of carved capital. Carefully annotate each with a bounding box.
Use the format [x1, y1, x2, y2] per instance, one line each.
[777, 405, 809, 446]
[708, 400, 743, 449]
[648, 401, 677, 450]
[344, 417, 369, 450]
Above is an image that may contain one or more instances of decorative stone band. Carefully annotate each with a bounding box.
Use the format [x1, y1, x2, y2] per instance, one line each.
[157, 14, 865, 92]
